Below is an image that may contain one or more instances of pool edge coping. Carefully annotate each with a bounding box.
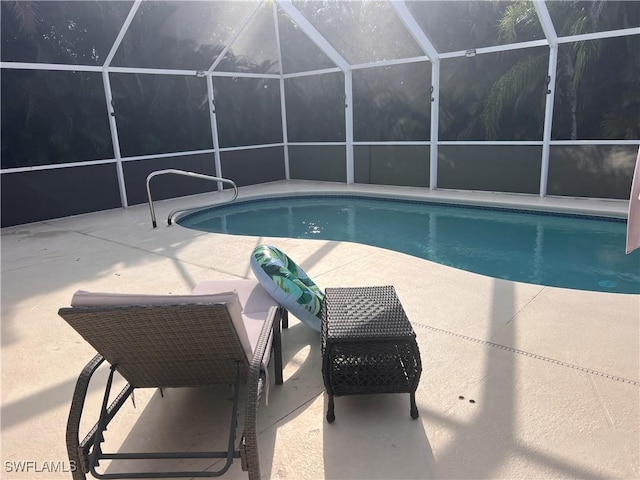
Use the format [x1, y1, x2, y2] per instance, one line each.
[176, 187, 629, 225]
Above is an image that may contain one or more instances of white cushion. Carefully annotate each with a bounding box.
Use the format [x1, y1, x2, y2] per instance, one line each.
[70, 280, 277, 368]
[192, 280, 278, 367]
[71, 290, 240, 309]
[192, 280, 278, 313]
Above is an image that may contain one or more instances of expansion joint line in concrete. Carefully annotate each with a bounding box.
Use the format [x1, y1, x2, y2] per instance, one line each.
[413, 322, 640, 387]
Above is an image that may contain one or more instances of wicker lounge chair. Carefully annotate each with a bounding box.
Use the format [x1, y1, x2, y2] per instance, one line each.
[58, 279, 286, 480]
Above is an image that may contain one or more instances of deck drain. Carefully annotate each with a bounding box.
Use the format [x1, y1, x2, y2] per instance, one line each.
[458, 395, 476, 403]
[413, 322, 640, 387]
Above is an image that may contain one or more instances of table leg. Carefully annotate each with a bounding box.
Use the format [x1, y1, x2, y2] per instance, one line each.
[326, 395, 335, 423]
[410, 392, 419, 419]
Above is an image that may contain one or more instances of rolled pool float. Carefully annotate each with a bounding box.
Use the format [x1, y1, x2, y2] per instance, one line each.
[250, 245, 324, 332]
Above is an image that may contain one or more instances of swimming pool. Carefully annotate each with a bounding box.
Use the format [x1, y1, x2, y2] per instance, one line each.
[178, 195, 640, 294]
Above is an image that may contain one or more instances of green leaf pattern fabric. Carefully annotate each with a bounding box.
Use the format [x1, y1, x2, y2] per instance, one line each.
[253, 245, 324, 317]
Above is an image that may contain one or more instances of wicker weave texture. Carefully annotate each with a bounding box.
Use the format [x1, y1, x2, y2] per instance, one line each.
[325, 341, 420, 396]
[323, 286, 415, 339]
[60, 303, 285, 480]
[322, 286, 421, 398]
[59, 304, 249, 388]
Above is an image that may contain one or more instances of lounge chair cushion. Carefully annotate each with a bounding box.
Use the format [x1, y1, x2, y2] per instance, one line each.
[71, 279, 277, 368]
[191, 279, 279, 368]
[71, 288, 251, 365]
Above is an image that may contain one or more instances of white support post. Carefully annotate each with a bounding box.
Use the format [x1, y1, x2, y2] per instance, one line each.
[344, 70, 355, 184]
[275, 0, 351, 183]
[101, 70, 128, 208]
[430, 60, 440, 190]
[273, 1, 290, 179]
[539, 46, 558, 197]
[533, 0, 559, 198]
[206, 75, 224, 192]
[389, 0, 440, 189]
[99, 0, 141, 208]
[278, 77, 290, 180]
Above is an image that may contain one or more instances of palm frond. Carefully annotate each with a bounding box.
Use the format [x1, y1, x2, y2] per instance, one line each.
[572, 40, 601, 88]
[498, 0, 537, 43]
[601, 91, 640, 140]
[482, 54, 545, 139]
[11, 1, 40, 34]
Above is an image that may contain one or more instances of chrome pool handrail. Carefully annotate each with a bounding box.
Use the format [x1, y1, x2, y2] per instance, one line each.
[146, 169, 238, 228]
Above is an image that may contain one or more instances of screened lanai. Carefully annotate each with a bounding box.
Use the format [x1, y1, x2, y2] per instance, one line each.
[2, 4, 640, 480]
[1, 0, 639, 227]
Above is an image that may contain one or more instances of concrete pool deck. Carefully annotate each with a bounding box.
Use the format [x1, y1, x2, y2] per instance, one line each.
[1, 180, 638, 479]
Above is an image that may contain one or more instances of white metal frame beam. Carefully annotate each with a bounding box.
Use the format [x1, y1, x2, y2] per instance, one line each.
[206, 1, 264, 192]
[557, 27, 640, 44]
[206, 75, 224, 191]
[101, 0, 141, 208]
[282, 67, 342, 79]
[2, 0, 640, 204]
[350, 56, 430, 71]
[344, 70, 355, 183]
[388, 2, 439, 62]
[439, 39, 548, 59]
[103, 0, 141, 69]
[275, 0, 353, 183]
[390, 1, 440, 189]
[0, 62, 102, 72]
[274, 0, 349, 73]
[208, 1, 264, 73]
[273, 1, 291, 180]
[534, 0, 559, 198]
[0, 62, 281, 79]
[429, 60, 440, 190]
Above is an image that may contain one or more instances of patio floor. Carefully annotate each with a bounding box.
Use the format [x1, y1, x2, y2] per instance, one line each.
[1, 180, 638, 479]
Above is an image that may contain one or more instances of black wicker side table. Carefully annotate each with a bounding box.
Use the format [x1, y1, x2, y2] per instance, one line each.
[321, 286, 422, 423]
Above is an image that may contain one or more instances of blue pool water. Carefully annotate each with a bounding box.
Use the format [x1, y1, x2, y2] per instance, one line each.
[178, 196, 640, 294]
